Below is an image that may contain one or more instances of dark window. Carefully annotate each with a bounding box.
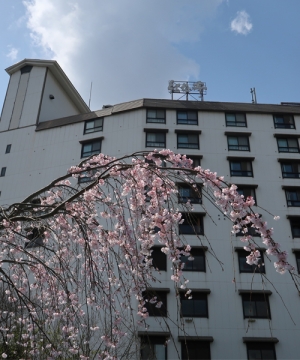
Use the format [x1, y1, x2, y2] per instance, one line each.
[237, 186, 257, 204]
[274, 114, 295, 129]
[246, 342, 276, 360]
[143, 290, 167, 317]
[5, 144, 11, 154]
[0, 167, 6, 177]
[177, 134, 199, 149]
[236, 218, 260, 237]
[150, 247, 167, 271]
[178, 184, 202, 204]
[188, 156, 201, 168]
[230, 160, 253, 177]
[179, 213, 204, 235]
[290, 219, 300, 238]
[242, 293, 271, 319]
[84, 118, 103, 134]
[237, 250, 265, 273]
[146, 132, 166, 148]
[25, 228, 44, 249]
[81, 140, 102, 158]
[295, 252, 300, 274]
[181, 341, 211, 360]
[225, 113, 247, 127]
[147, 109, 166, 124]
[141, 336, 167, 360]
[78, 170, 97, 183]
[285, 189, 300, 207]
[281, 162, 300, 178]
[227, 136, 250, 151]
[177, 111, 198, 125]
[277, 138, 299, 153]
[180, 248, 206, 272]
[180, 292, 208, 317]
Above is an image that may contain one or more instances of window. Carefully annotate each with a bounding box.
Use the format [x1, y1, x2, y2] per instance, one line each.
[241, 292, 271, 319]
[274, 114, 295, 129]
[294, 252, 300, 273]
[179, 213, 204, 235]
[147, 109, 166, 124]
[81, 139, 102, 158]
[277, 137, 299, 153]
[188, 156, 201, 168]
[290, 218, 300, 238]
[181, 340, 211, 360]
[180, 291, 209, 317]
[143, 289, 168, 317]
[0, 167, 6, 177]
[285, 188, 300, 207]
[236, 217, 260, 237]
[177, 133, 199, 149]
[5, 144, 11, 154]
[146, 132, 166, 148]
[229, 159, 253, 177]
[225, 113, 247, 127]
[237, 249, 265, 273]
[25, 227, 44, 249]
[280, 162, 300, 178]
[150, 247, 167, 271]
[246, 342, 276, 360]
[141, 336, 167, 360]
[236, 186, 257, 204]
[177, 111, 198, 125]
[178, 184, 202, 204]
[227, 136, 250, 151]
[78, 169, 97, 183]
[84, 118, 103, 134]
[180, 247, 206, 272]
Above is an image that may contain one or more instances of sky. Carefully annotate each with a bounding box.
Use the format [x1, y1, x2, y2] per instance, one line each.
[0, 0, 299, 111]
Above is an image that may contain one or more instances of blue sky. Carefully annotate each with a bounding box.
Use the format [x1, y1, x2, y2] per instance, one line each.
[0, 0, 299, 111]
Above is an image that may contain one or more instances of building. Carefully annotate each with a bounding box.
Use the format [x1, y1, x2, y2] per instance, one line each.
[0, 59, 300, 359]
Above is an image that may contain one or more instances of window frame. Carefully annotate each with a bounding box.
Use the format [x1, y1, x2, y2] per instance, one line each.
[276, 137, 299, 153]
[180, 247, 206, 272]
[177, 133, 199, 149]
[240, 292, 271, 319]
[181, 339, 212, 360]
[289, 218, 300, 238]
[80, 138, 103, 158]
[143, 289, 168, 317]
[227, 135, 250, 151]
[225, 113, 247, 127]
[187, 155, 202, 168]
[236, 185, 257, 204]
[84, 118, 103, 134]
[178, 183, 202, 204]
[284, 188, 300, 207]
[293, 251, 300, 274]
[5, 144, 11, 154]
[273, 114, 295, 129]
[145, 130, 167, 148]
[228, 157, 254, 177]
[246, 342, 277, 360]
[0, 167, 6, 177]
[180, 290, 210, 318]
[146, 109, 166, 124]
[140, 335, 168, 360]
[177, 110, 198, 125]
[179, 213, 204, 235]
[280, 161, 300, 178]
[236, 249, 265, 274]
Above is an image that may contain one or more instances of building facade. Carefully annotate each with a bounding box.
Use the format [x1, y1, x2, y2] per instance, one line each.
[0, 59, 300, 359]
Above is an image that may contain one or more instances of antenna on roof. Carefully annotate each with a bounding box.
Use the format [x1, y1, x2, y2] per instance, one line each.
[250, 87, 257, 104]
[88, 82, 93, 109]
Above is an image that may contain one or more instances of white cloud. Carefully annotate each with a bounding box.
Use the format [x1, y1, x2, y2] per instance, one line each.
[231, 10, 253, 35]
[6, 46, 19, 61]
[23, 0, 223, 109]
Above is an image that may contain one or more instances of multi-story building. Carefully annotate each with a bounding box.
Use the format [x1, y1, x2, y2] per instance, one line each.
[0, 59, 300, 359]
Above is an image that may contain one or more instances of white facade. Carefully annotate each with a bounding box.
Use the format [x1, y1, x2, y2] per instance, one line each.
[0, 59, 300, 359]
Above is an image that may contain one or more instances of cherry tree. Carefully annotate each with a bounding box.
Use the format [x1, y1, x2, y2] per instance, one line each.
[0, 150, 296, 359]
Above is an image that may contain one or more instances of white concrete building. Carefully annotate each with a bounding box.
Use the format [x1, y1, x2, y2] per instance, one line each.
[0, 59, 300, 359]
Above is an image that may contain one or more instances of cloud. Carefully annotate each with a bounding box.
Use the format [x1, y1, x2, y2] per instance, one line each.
[231, 10, 252, 35]
[23, 0, 223, 109]
[6, 46, 19, 61]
